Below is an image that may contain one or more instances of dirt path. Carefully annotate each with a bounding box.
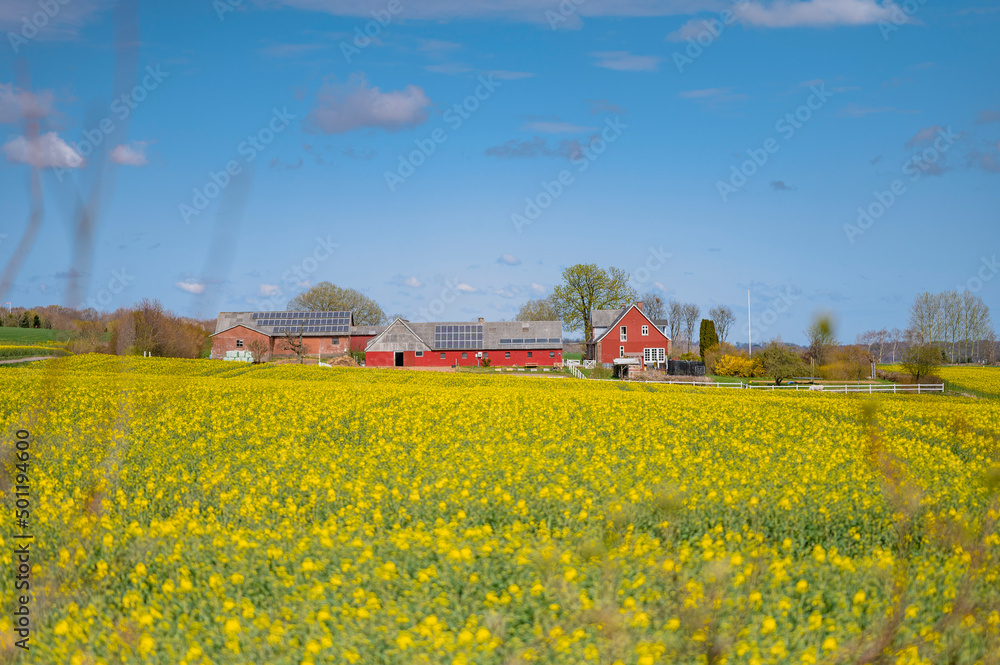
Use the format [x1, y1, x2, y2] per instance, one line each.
[0, 356, 50, 365]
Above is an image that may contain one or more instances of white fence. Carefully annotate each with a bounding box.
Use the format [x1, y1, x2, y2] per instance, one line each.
[745, 383, 944, 394]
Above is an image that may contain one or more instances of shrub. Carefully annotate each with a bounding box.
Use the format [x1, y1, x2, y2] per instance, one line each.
[714, 354, 757, 378]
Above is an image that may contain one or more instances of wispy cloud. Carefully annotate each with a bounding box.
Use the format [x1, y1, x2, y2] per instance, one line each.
[735, 0, 901, 28]
[771, 180, 796, 191]
[456, 282, 477, 293]
[110, 142, 149, 166]
[306, 74, 432, 134]
[404, 276, 423, 288]
[259, 283, 281, 296]
[484, 136, 588, 160]
[498, 254, 521, 266]
[587, 98, 628, 115]
[976, 108, 1000, 123]
[838, 104, 919, 117]
[0, 83, 55, 123]
[592, 51, 661, 72]
[175, 279, 206, 295]
[678, 87, 748, 105]
[521, 120, 596, 133]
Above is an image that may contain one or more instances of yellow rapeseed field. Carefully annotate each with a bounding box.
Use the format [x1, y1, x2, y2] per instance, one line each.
[933, 366, 1000, 399]
[1, 356, 998, 664]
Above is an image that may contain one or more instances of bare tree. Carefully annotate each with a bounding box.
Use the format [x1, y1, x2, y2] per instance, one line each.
[247, 338, 270, 364]
[640, 291, 666, 321]
[667, 300, 684, 344]
[708, 305, 735, 343]
[280, 327, 308, 364]
[681, 303, 700, 355]
[857, 328, 889, 364]
[907, 292, 943, 346]
[888, 327, 902, 364]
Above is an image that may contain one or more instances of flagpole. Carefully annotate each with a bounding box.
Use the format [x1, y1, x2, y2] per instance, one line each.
[747, 290, 752, 358]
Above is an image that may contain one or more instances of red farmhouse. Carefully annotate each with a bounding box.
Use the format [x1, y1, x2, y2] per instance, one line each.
[365, 318, 563, 368]
[587, 302, 672, 368]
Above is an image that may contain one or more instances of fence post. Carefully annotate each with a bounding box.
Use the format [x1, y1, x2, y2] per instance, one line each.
[918, 384, 921, 395]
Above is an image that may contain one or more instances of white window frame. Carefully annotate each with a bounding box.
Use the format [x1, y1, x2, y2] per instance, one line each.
[619, 345, 625, 357]
[416, 351, 423, 357]
[620, 326, 627, 342]
[642, 325, 649, 336]
[643, 348, 665, 364]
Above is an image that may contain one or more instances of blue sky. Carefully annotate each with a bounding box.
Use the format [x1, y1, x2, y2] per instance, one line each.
[1, 0, 998, 343]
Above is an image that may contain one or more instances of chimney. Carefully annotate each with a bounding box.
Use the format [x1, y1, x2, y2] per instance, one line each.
[478, 317, 484, 323]
[636, 301, 644, 313]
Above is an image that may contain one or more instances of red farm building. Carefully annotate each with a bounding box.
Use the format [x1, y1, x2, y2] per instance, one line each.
[587, 302, 672, 368]
[365, 318, 563, 368]
[210, 310, 386, 361]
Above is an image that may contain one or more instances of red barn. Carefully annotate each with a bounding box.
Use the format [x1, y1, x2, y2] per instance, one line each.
[365, 318, 563, 368]
[587, 302, 672, 367]
[210, 311, 386, 360]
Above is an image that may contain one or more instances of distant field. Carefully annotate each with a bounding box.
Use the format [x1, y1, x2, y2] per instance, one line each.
[0, 327, 71, 345]
[884, 364, 1000, 399]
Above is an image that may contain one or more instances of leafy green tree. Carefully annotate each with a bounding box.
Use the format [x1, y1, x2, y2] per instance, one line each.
[288, 282, 387, 326]
[698, 319, 718, 361]
[32, 314, 40, 328]
[759, 341, 807, 385]
[551, 264, 636, 341]
[516, 295, 559, 321]
[901, 344, 939, 383]
[19, 312, 30, 328]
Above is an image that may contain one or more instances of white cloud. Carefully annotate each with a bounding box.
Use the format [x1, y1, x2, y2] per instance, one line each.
[175, 279, 206, 295]
[734, 0, 900, 28]
[3, 132, 83, 169]
[0, 0, 112, 39]
[456, 282, 477, 293]
[592, 51, 661, 72]
[109, 142, 148, 166]
[259, 283, 281, 296]
[0, 83, 54, 123]
[306, 74, 432, 134]
[498, 254, 521, 266]
[530, 282, 546, 294]
[404, 276, 423, 288]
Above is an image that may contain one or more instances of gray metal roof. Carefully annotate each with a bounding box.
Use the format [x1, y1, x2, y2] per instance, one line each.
[350, 325, 386, 336]
[367, 319, 563, 351]
[213, 311, 353, 337]
[590, 308, 625, 329]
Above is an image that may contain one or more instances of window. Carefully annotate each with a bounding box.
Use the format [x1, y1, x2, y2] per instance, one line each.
[332, 337, 339, 344]
[505, 352, 511, 359]
[619, 346, 625, 357]
[462, 352, 468, 359]
[642, 325, 649, 336]
[644, 348, 666, 364]
[527, 352, 533, 358]
[440, 353, 446, 359]
[236, 339, 244, 348]
[549, 352, 555, 358]
[416, 351, 423, 357]
[620, 326, 627, 342]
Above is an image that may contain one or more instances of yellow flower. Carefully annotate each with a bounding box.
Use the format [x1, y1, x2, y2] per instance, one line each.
[224, 619, 241, 636]
[795, 579, 808, 593]
[761, 617, 777, 635]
